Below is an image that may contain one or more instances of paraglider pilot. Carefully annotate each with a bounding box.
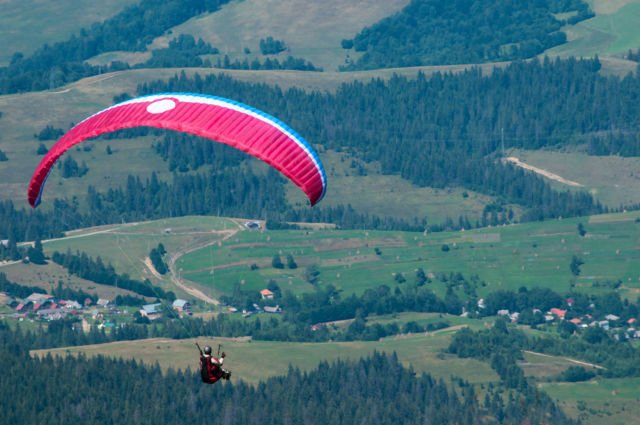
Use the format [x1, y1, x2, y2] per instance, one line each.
[196, 342, 231, 384]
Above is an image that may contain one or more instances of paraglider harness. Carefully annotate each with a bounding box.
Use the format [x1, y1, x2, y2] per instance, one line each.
[196, 342, 231, 384]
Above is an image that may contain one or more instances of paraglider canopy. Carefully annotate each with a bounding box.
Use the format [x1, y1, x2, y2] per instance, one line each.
[28, 93, 327, 207]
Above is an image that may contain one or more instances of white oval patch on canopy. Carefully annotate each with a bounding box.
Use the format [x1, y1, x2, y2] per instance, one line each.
[147, 99, 177, 114]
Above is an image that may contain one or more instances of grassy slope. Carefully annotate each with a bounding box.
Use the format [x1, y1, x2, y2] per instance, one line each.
[507, 149, 640, 207]
[148, 0, 410, 72]
[32, 330, 498, 385]
[40, 216, 241, 299]
[33, 322, 638, 425]
[546, 0, 640, 60]
[0, 0, 138, 66]
[178, 212, 640, 300]
[540, 377, 640, 425]
[0, 260, 154, 301]
[1, 0, 639, 215]
[0, 66, 505, 221]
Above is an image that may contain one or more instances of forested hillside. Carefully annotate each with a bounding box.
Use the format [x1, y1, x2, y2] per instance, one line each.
[0, 0, 232, 93]
[344, 0, 594, 69]
[8, 55, 640, 241]
[0, 323, 577, 425]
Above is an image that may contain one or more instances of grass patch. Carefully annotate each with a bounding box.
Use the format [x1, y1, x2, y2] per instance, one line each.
[31, 332, 498, 385]
[179, 212, 640, 299]
[540, 377, 640, 425]
[0, 0, 138, 66]
[519, 351, 600, 379]
[0, 261, 152, 301]
[313, 151, 498, 223]
[507, 149, 640, 209]
[149, 0, 410, 72]
[545, 0, 640, 59]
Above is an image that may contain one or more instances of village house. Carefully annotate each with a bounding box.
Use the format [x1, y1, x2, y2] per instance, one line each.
[260, 289, 274, 300]
[62, 300, 82, 310]
[26, 293, 53, 304]
[549, 308, 567, 320]
[97, 298, 111, 308]
[37, 308, 66, 321]
[140, 303, 163, 320]
[264, 305, 282, 314]
[172, 299, 191, 315]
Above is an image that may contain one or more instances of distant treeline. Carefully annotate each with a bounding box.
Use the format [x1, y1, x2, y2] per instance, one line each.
[343, 0, 593, 69]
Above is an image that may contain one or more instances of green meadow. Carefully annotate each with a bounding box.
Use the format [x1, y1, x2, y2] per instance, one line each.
[546, 0, 640, 59]
[176, 212, 640, 300]
[540, 377, 640, 425]
[41, 216, 239, 290]
[32, 329, 498, 385]
[145, 0, 410, 72]
[0, 0, 137, 66]
[32, 211, 640, 305]
[508, 149, 640, 207]
[0, 260, 154, 301]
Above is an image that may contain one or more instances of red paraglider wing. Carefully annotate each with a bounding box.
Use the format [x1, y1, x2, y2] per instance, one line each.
[28, 93, 327, 207]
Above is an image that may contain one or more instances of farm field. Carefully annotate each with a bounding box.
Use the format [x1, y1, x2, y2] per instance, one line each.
[176, 211, 640, 300]
[32, 211, 640, 306]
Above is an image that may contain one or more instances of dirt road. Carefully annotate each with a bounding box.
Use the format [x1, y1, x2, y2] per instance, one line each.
[504, 156, 583, 187]
[165, 224, 245, 305]
[522, 350, 606, 370]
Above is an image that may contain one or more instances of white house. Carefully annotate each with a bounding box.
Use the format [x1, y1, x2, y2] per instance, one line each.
[141, 303, 163, 320]
[264, 305, 282, 314]
[97, 299, 110, 308]
[26, 293, 53, 303]
[172, 299, 191, 313]
[62, 300, 82, 310]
